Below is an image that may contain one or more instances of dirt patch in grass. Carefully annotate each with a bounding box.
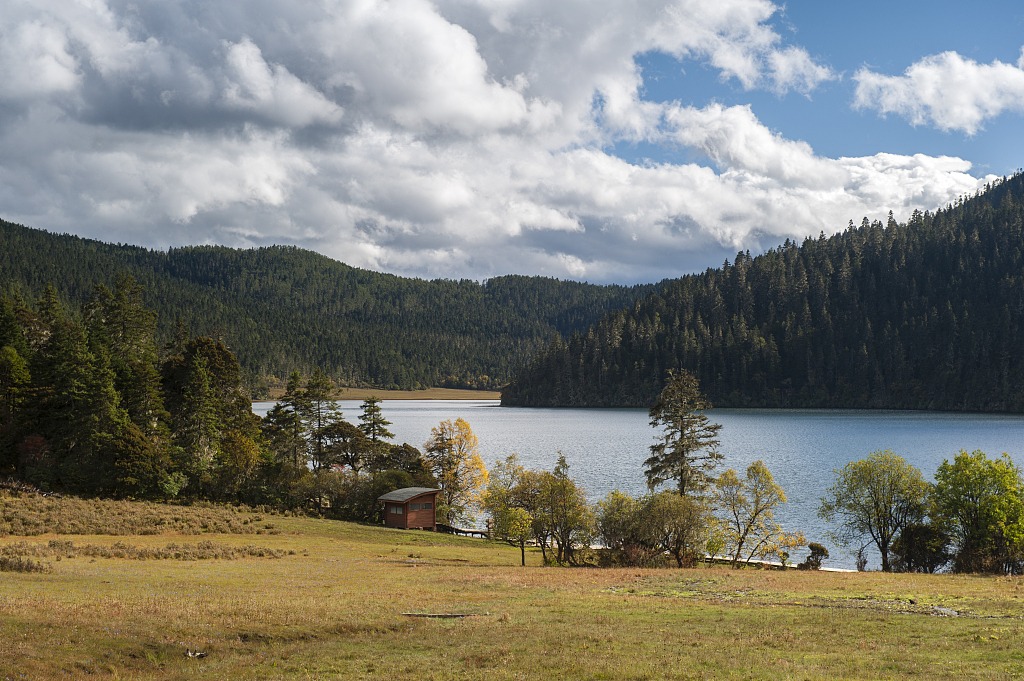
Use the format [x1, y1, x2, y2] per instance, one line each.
[615, 569, 1024, 620]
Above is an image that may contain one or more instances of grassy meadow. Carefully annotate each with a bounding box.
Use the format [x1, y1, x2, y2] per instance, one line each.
[1, 491, 1023, 679]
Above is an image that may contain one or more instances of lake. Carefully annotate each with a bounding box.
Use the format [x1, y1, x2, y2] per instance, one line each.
[253, 400, 1024, 569]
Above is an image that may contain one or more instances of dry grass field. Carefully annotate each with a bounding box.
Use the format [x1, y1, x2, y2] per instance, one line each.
[2, 490, 1023, 679]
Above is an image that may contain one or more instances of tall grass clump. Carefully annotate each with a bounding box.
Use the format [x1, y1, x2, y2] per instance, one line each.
[0, 554, 50, 573]
[0, 539, 292, 561]
[0, 491, 279, 537]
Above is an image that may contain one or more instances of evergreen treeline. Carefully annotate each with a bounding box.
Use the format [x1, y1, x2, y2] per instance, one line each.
[0, 278, 434, 514]
[0, 220, 654, 391]
[503, 174, 1024, 410]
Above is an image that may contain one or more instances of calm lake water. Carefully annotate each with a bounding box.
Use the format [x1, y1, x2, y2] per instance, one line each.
[253, 400, 1024, 569]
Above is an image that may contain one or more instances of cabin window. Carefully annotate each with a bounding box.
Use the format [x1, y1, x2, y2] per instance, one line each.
[422, 502, 433, 510]
[390, 505, 403, 515]
[410, 503, 421, 511]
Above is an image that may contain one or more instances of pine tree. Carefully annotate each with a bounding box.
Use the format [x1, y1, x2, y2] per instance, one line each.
[175, 354, 220, 495]
[93, 276, 171, 439]
[83, 278, 174, 498]
[644, 370, 723, 497]
[27, 312, 137, 495]
[358, 396, 394, 470]
[358, 396, 394, 442]
[301, 368, 345, 471]
[263, 370, 310, 469]
[0, 344, 29, 473]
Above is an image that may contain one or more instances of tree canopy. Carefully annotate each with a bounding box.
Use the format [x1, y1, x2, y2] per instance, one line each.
[716, 460, 801, 567]
[932, 450, 1024, 574]
[424, 418, 489, 526]
[818, 451, 930, 572]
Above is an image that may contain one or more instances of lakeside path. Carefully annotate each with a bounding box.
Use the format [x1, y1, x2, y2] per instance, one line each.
[259, 386, 501, 401]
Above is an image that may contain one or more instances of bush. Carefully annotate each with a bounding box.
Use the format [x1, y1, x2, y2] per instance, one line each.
[797, 542, 829, 570]
[891, 522, 951, 573]
[596, 490, 710, 568]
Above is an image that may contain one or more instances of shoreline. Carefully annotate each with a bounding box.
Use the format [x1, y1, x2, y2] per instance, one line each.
[257, 386, 501, 401]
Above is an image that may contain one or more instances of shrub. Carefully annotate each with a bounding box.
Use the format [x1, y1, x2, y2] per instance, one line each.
[0, 555, 50, 573]
[797, 542, 829, 570]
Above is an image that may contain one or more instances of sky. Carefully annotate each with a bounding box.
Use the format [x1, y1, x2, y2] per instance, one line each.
[2, 1, 1024, 284]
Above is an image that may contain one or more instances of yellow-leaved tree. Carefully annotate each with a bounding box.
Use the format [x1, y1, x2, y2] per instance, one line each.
[715, 460, 804, 567]
[424, 418, 489, 526]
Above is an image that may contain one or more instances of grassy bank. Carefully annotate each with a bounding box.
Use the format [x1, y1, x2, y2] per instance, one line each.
[1, 492, 1022, 679]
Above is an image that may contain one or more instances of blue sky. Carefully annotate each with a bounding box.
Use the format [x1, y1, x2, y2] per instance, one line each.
[629, 1, 1024, 173]
[1, 0, 1022, 283]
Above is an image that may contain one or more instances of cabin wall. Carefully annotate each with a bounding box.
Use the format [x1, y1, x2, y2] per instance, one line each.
[384, 503, 407, 528]
[381, 495, 437, 530]
[405, 502, 436, 530]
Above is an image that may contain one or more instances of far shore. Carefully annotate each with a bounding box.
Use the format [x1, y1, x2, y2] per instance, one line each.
[256, 386, 501, 401]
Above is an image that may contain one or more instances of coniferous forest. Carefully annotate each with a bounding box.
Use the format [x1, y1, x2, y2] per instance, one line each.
[502, 174, 1024, 411]
[0, 220, 653, 392]
[0, 279, 436, 511]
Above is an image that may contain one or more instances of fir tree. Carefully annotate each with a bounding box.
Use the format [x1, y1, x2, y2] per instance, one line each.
[644, 370, 723, 497]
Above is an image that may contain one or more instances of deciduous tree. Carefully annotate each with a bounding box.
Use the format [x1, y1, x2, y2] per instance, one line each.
[890, 521, 951, 573]
[320, 419, 370, 473]
[424, 418, 488, 526]
[596, 490, 711, 567]
[932, 450, 1024, 574]
[596, 490, 651, 565]
[536, 455, 593, 566]
[646, 491, 711, 568]
[494, 506, 533, 566]
[716, 460, 793, 567]
[818, 450, 928, 572]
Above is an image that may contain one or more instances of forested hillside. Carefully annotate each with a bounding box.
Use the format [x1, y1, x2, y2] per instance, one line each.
[0, 221, 653, 391]
[503, 174, 1024, 411]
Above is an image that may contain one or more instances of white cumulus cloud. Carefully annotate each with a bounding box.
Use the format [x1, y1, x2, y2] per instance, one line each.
[854, 49, 1024, 135]
[222, 38, 344, 128]
[0, 0, 997, 283]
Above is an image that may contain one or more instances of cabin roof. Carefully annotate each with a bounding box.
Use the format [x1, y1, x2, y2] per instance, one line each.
[377, 487, 441, 503]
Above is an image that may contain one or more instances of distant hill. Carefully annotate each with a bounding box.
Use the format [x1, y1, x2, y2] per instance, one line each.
[503, 174, 1024, 412]
[0, 221, 654, 391]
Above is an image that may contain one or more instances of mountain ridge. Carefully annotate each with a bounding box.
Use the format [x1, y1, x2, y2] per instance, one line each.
[0, 220, 655, 392]
[502, 174, 1024, 412]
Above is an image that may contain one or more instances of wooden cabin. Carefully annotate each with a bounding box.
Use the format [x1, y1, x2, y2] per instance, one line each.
[378, 487, 440, 530]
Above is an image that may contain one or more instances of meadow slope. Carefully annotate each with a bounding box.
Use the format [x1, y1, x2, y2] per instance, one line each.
[1, 493, 1022, 679]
